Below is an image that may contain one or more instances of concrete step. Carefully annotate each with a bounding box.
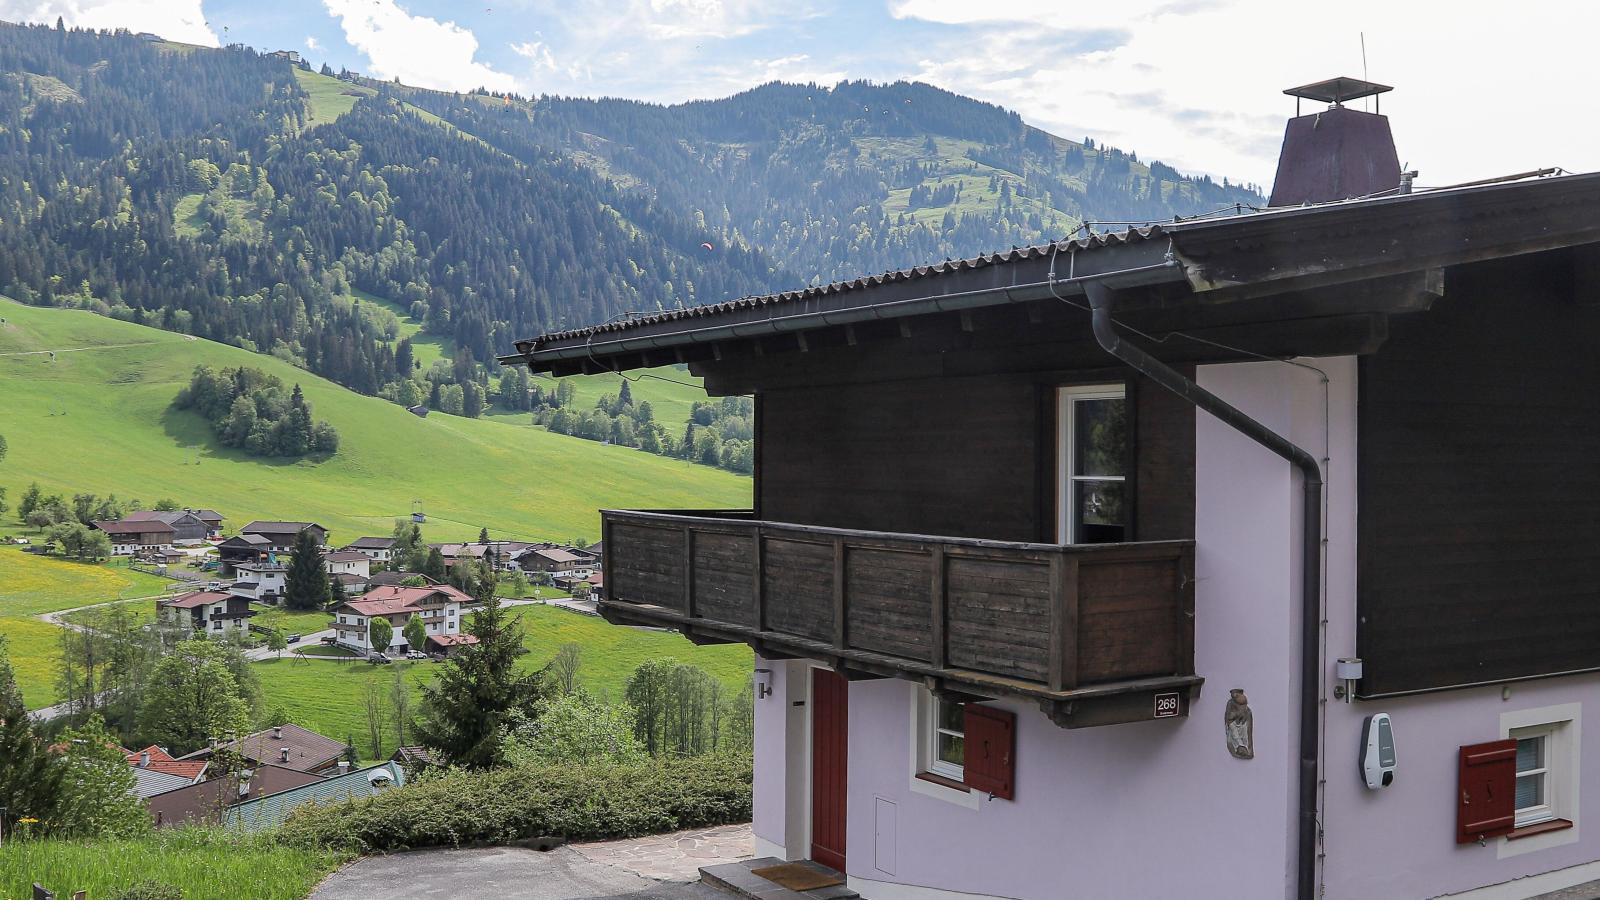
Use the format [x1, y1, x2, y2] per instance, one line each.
[700, 857, 859, 900]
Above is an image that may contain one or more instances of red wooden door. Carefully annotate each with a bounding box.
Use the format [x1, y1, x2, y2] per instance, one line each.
[810, 667, 848, 872]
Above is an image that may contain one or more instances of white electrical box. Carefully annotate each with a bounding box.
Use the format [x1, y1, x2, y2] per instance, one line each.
[1361, 713, 1396, 789]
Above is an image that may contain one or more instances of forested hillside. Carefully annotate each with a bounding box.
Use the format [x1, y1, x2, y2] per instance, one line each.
[0, 21, 1262, 419]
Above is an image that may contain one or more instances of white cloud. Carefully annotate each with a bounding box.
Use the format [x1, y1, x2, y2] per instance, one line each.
[305, 35, 320, 52]
[323, 0, 518, 93]
[0, 0, 219, 46]
[894, 0, 1600, 186]
[510, 38, 557, 71]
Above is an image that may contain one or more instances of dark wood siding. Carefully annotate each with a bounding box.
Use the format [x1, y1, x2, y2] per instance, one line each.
[757, 372, 1194, 544]
[1358, 252, 1600, 695]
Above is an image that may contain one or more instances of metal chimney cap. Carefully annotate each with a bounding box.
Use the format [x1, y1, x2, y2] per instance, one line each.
[1284, 76, 1392, 106]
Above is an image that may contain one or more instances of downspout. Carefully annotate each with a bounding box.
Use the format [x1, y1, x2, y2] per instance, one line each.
[1084, 282, 1324, 900]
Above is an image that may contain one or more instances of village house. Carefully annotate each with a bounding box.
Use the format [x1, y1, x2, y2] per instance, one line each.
[91, 518, 175, 556]
[341, 535, 398, 566]
[229, 561, 287, 603]
[124, 509, 211, 544]
[216, 532, 271, 574]
[516, 546, 586, 580]
[178, 723, 348, 776]
[125, 746, 207, 799]
[238, 520, 328, 553]
[329, 584, 471, 653]
[323, 549, 372, 580]
[156, 590, 254, 635]
[504, 78, 1600, 900]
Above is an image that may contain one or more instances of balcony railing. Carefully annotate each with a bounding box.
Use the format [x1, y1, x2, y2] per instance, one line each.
[600, 509, 1199, 728]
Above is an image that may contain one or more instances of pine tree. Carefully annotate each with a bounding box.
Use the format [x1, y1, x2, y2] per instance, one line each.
[284, 528, 329, 610]
[478, 526, 490, 544]
[413, 595, 548, 768]
[0, 635, 64, 833]
[422, 547, 447, 581]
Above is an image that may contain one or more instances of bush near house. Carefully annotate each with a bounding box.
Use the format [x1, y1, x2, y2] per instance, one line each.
[279, 756, 751, 853]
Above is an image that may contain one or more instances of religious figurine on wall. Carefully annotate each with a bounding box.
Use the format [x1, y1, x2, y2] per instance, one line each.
[1225, 688, 1254, 759]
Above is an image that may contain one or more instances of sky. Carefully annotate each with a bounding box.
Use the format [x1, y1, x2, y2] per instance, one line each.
[2, 0, 1596, 187]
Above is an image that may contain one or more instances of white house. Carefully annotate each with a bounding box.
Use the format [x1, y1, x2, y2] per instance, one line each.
[157, 590, 255, 636]
[93, 519, 176, 556]
[342, 536, 398, 566]
[230, 562, 287, 603]
[503, 79, 1600, 900]
[323, 550, 372, 579]
[330, 584, 470, 653]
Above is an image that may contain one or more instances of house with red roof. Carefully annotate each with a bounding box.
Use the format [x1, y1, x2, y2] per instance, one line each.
[330, 584, 470, 653]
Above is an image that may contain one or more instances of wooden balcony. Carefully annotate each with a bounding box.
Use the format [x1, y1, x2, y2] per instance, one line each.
[600, 510, 1200, 728]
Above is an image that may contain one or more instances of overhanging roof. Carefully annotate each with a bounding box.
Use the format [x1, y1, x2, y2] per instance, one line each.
[500, 172, 1600, 375]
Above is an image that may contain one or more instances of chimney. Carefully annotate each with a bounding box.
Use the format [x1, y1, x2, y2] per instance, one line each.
[273, 725, 283, 740]
[338, 760, 350, 774]
[280, 747, 290, 763]
[139, 751, 150, 768]
[238, 769, 253, 798]
[1269, 77, 1402, 207]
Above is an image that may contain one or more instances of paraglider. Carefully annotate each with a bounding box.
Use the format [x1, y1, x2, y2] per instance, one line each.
[701, 242, 715, 251]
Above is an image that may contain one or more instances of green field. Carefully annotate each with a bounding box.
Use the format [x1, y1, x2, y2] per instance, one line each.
[346, 286, 454, 369]
[1, 829, 348, 900]
[0, 299, 749, 546]
[293, 67, 375, 128]
[256, 604, 751, 760]
[0, 547, 175, 707]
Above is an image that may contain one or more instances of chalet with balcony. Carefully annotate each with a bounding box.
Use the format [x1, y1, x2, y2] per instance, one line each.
[239, 520, 327, 553]
[503, 80, 1600, 900]
[124, 509, 218, 544]
[330, 584, 469, 653]
[342, 536, 398, 566]
[157, 590, 254, 636]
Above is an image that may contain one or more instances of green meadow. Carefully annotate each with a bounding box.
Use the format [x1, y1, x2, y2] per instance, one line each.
[0, 299, 750, 546]
[257, 604, 752, 760]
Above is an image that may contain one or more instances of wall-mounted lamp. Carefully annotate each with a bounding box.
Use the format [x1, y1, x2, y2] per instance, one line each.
[1333, 657, 1363, 703]
[754, 668, 773, 700]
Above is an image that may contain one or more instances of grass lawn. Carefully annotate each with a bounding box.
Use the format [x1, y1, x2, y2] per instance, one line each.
[253, 606, 334, 636]
[0, 299, 749, 546]
[1, 829, 348, 900]
[255, 604, 751, 760]
[346, 286, 454, 369]
[0, 547, 176, 708]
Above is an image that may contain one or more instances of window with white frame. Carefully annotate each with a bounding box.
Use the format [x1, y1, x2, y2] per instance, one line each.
[1514, 727, 1557, 827]
[1056, 384, 1128, 545]
[918, 691, 966, 781]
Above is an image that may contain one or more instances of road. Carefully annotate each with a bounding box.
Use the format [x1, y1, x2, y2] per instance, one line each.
[310, 846, 723, 900]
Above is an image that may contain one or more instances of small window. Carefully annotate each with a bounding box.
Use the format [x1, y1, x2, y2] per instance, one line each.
[1514, 730, 1554, 827]
[924, 696, 965, 781]
[1056, 384, 1128, 544]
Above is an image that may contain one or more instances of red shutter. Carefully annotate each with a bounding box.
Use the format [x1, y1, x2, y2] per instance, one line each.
[1457, 739, 1517, 844]
[963, 704, 1016, 800]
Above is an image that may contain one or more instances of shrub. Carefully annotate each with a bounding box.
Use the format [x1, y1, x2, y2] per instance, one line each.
[279, 756, 751, 853]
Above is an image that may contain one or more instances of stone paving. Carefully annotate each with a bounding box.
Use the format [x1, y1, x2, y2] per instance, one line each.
[572, 822, 754, 882]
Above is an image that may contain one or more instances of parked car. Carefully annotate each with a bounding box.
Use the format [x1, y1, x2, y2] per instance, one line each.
[286, 633, 302, 644]
[405, 650, 427, 660]
[368, 652, 392, 665]
[320, 635, 337, 645]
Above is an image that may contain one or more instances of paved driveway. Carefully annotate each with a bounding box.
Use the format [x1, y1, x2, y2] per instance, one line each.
[310, 846, 726, 900]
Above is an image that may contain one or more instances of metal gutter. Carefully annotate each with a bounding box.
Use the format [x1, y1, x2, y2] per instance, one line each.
[1085, 281, 1325, 900]
[498, 256, 1185, 369]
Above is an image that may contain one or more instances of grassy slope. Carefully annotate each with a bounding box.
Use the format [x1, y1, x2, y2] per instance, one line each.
[0, 299, 749, 547]
[0, 547, 173, 707]
[347, 286, 454, 369]
[258, 604, 751, 760]
[293, 67, 374, 128]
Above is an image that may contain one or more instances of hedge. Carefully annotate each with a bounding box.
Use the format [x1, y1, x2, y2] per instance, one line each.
[278, 756, 751, 853]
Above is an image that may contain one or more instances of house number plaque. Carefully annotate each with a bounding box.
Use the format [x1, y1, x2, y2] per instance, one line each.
[1153, 692, 1180, 718]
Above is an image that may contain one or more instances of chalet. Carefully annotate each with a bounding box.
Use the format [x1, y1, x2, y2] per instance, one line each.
[216, 533, 271, 573]
[92, 519, 175, 556]
[157, 590, 254, 635]
[179, 723, 348, 776]
[516, 546, 585, 579]
[330, 584, 469, 653]
[342, 536, 398, 565]
[424, 632, 479, 657]
[124, 509, 210, 544]
[229, 562, 287, 603]
[502, 79, 1600, 900]
[239, 520, 328, 553]
[436, 541, 536, 572]
[367, 570, 441, 588]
